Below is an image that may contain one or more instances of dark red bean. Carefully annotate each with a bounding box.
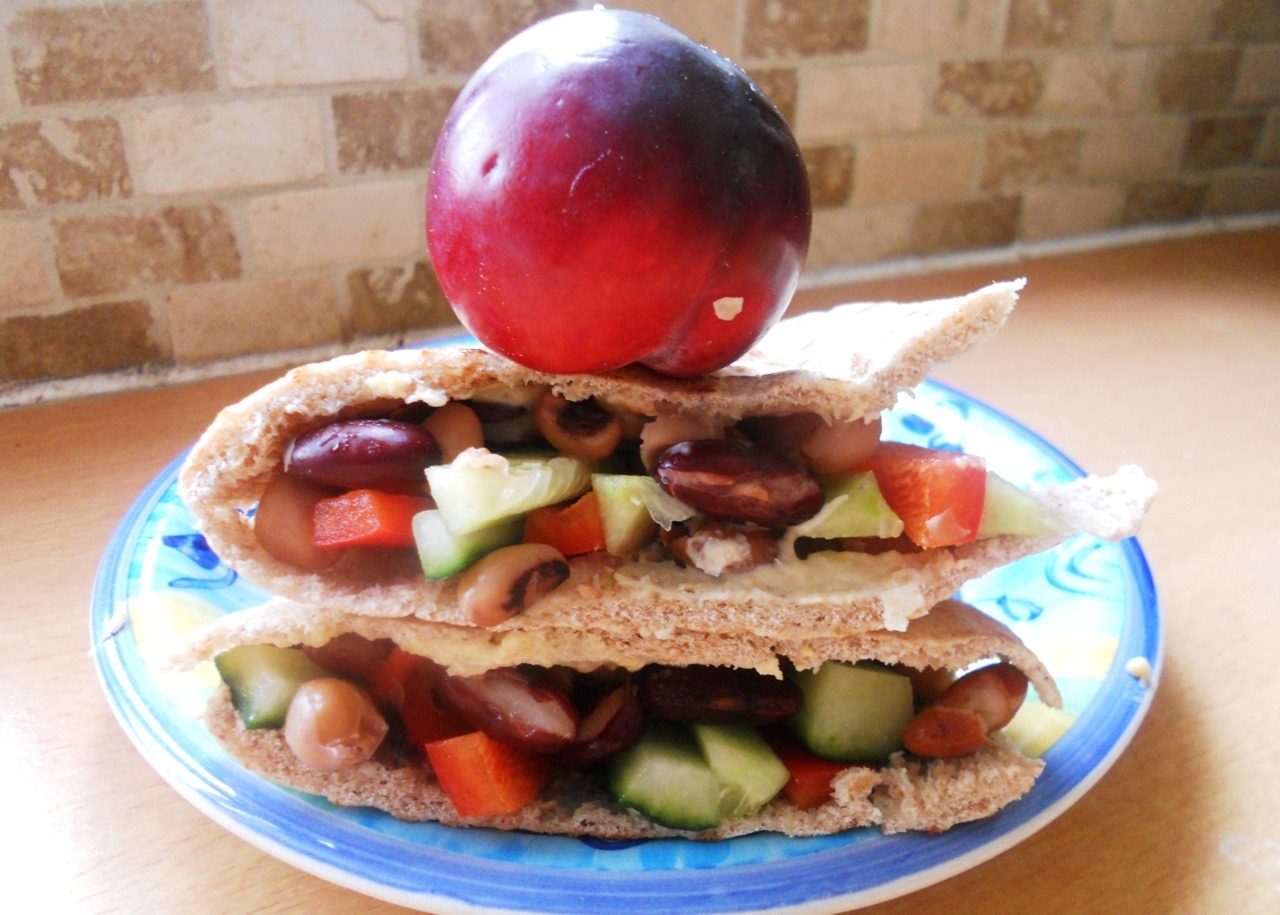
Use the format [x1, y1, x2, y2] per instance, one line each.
[639, 665, 804, 726]
[285, 419, 441, 494]
[436, 667, 579, 753]
[554, 676, 644, 767]
[654, 439, 823, 527]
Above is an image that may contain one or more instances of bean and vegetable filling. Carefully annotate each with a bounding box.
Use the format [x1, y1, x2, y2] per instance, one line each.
[217, 633, 1031, 827]
[252, 387, 1062, 627]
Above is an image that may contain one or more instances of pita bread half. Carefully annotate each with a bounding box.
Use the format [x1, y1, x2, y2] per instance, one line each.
[176, 278, 1156, 634]
[182, 597, 1056, 838]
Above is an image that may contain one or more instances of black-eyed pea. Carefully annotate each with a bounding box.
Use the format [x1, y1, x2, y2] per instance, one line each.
[457, 543, 571, 626]
[533, 391, 623, 461]
[283, 678, 388, 771]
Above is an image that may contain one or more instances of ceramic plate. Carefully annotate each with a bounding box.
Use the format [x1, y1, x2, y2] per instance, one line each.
[91, 375, 1160, 914]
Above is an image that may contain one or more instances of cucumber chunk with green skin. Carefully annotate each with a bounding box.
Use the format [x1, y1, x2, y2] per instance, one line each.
[591, 474, 698, 556]
[214, 644, 329, 730]
[788, 661, 915, 763]
[426, 453, 592, 536]
[978, 472, 1063, 537]
[793, 471, 904, 539]
[608, 722, 722, 831]
[413, 509, 524, 579]
[690, 723, 790, 818]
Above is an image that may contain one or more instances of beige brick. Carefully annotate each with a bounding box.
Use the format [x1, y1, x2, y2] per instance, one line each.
[1183, 116, 1265, 170]
[745, 0, 870, 58]
[1039, 50, 1154, 117]
[803, 144, 856, 208]
[168, 276, 342, 364]
[53, 205, 241, 298]
[1113, 0, 1219, 46]
[908, 196, 1021, 256]
[1213, 0, 1280, 41]
[934, 58, 1047, 119]
[748, 68, 798, 126]
[1258, 112, 1280, 166]
[874, 0, 1003, 54]
[1233, 43, 1280, 105]
[334, 88, 457, 175]
[420, 0, 577, 76]
[855, 135, 979, 205]
[796, 64, 926, 140]
[619, 0, 742, 58]
[247, 183, 425, 272]
[1154, 48, 1241, 112]
[0, 301, 166, 382]
[1080, 117, 1189, 182]
[0, 117, 131, 209]
[222, 0, 410, 88]
[981, 128, 1085, 192]
[348, 261, 456, 336]
[1006, 0, 1111, 48]
[1205, 169, 1280, 214]
[132, 99, 326, 195]
[806, 204, 915, 272]
[0, 220, 52, 310]
[1019, 185, 1125, 241]
[1123, 179, 1208, 223]
[8, 1, 214, 104]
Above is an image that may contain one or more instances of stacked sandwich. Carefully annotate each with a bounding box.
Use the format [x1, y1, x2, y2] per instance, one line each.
[170, 280, 1155, 838]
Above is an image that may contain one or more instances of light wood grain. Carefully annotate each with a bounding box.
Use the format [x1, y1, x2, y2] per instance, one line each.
[4, 227, 1277, 914]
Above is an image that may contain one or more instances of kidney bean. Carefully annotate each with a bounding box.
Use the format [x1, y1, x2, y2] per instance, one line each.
[304, 633, 394, 681]
[285, 419, 441, 494]
[661, 518, 778, 576]
[902, 705, 989, 758]
[639, 665, 804, 726]
[933, 662, 1028, 732]
[436, 667, 579, 753]
[654, 439, 823, 527]
[555, 675, 645, 767]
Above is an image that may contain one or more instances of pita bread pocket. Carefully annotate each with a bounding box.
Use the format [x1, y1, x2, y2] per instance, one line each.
[178, 280, 1155, 637]
[174, 597, 1062, 838]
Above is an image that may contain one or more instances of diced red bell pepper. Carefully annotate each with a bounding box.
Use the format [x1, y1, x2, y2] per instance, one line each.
[425, 731, 551, 818]
[765, 730, 853, 810]
[368, 648, 469, 748]
[855, 443, 986, 549]
[522, 491, 607, 556]
[312, 489, 431, 549]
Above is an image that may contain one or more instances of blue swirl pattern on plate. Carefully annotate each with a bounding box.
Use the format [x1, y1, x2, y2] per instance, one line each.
[91, 378, 1160, 914]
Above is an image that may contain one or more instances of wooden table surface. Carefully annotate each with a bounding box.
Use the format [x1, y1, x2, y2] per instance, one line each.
[4, 226, 1278, 914]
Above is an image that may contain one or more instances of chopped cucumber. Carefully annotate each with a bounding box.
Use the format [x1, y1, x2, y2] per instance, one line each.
[426, 453, 592, 536]
[793, 471, 904, 539]
[591, 474, 697, 556]
[788, 661, 915, 763]
[978, 472, 1063, 538]
[690, 723, 789, 819]
[1000, 700, 1076, 758]
[608, 722, 722, 831]
[214, 644, 329, 730]
[413, 509, 524, 579]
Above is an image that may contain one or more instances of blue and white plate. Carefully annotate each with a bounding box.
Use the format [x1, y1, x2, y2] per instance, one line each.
[91, 376, 1160, 914]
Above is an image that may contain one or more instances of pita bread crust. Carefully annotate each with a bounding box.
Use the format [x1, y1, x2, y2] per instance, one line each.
[203, 685, 1042, 838]
[176, 280, 1155, 635]
[170, 597, 1062, 708]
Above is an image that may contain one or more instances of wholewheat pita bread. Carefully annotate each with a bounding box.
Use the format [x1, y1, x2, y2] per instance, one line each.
[182, 598, 1055, 837]
[177, 281, 1156, 635]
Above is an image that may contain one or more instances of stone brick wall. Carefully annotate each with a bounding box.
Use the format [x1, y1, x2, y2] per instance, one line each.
[2, 0, 1278, 401]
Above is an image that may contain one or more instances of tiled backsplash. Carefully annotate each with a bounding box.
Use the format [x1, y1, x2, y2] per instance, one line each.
[2, 0, 1278, 400]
